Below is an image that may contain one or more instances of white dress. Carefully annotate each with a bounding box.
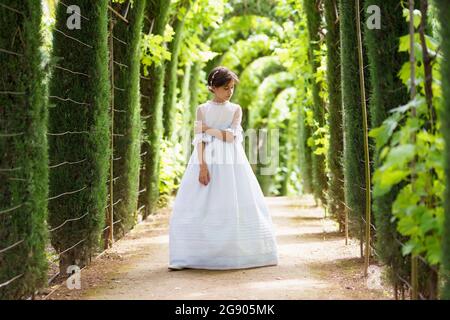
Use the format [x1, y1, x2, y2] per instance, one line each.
[168, 100, 279, 270]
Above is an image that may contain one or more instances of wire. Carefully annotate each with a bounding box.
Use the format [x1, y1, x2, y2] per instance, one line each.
[49, 159, 87, 169]
[48, 212, 89, 233]
[0, 132, 24, 137]
[0, 48, 22, 57]
[0, 239, 24, 254]
[54, 65, 90, 78]
[0, 3, 24, 16]
[0, 274, 24, 289]
[54, 28, 93, 49]
[49, 95, 90, 106]
[47, 186, 87, 201]
[0, 202, 26, 215]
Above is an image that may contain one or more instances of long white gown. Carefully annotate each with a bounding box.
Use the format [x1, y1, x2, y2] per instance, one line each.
[168, 100, 279, 270]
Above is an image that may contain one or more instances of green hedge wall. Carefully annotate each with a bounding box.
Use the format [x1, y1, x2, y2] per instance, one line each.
[48, 0, 110, 272]
[0, 0, 49, 299]
[111, 0, 146, 239]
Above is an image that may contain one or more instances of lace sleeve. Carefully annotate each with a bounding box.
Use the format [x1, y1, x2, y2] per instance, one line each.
[224, 105, 244, 143]
[192, 105, 214, 146]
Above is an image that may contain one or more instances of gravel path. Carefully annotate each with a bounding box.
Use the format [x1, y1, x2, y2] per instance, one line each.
[45, 195, 392, 300]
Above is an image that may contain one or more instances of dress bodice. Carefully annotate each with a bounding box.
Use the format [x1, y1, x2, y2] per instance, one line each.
[192, 100, 243, 146]
[199, 100, 240, 130]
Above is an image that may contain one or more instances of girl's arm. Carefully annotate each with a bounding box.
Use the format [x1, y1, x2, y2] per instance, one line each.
[201, 125, 235, 143]
[197, 141, 206, 165]
[197, 141, 210, 185]
[193, 106, 210, 185]
[201, 105, 243, 143]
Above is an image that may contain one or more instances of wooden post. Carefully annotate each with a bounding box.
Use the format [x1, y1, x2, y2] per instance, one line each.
[355, 0, 372, 277]
[408, 0, 419, 300]
[108, 10, 115, 248]
[394, 282, 399, 300]
[345, 205, 349, 245]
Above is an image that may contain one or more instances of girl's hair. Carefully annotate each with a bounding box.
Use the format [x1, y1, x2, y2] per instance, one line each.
[207, 66, 239, 92]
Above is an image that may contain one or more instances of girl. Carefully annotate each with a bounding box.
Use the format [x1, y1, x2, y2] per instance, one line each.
[168, 66, 279, 270]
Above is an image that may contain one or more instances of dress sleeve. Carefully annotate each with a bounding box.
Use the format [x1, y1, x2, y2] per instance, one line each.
[192, 105, 214, 146]
[224, 105, 244, 143]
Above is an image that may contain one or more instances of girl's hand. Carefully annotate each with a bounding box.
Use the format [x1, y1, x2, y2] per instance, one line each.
[198, 164, 210, 186]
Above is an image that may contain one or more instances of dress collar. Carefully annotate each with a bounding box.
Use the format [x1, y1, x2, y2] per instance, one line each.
[208, 99, 230, 105]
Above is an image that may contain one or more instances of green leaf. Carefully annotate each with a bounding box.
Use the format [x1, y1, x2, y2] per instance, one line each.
[389, 96, 425, 114]
[379, 146, 390, 161]
[419, 212, 436, 234]
[369, 113, 401, 150]
[397, 215, 419, 236]
[373, 168, 410, 197]
[141, 56, 152, 66]
[393, 184, 417, 214]
[385, 144, 416, 168]
[401, 241, 415, 256]
[402, 8, 421, 28]
[425, 236, 441, 265]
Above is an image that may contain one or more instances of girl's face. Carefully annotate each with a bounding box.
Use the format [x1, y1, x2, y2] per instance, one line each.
[212, 80, 235, 102]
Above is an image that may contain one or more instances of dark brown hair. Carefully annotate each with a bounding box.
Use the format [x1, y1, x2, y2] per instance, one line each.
[207, 66, 240, 91]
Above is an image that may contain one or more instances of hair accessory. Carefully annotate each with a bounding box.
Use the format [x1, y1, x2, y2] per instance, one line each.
[210, 70, 220, 86]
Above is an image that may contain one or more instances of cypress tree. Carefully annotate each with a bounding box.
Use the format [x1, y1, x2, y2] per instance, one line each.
[189, 62, 202, 125]
[48, 0, 110, 271]
[140, 0, 171, 218]
[324, 0, 345, 229]
[0, 0, 48, 299]
[163, 0, 191, 140]
[339, 0, 366, 236]
[364, 0, 411, 288]
[436, 0, 450, 300]
[110, 0, 146, 238]
[179, 62, 193, 161]
[304, 0, 328, 206]
[284, 95, 300, 195]
[269, 88, 297, 195]
[251, 72, 294, 195]
[298, 106, 314, 194]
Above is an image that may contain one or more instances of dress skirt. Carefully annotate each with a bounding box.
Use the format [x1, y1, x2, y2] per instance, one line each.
[168, 137, 279, 270]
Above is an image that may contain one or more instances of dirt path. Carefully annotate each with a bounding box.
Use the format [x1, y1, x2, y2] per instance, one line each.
[44, 196, 392, 300]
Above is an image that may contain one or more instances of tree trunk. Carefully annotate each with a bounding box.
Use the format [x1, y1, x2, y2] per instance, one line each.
[418, 0, 436, 130]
